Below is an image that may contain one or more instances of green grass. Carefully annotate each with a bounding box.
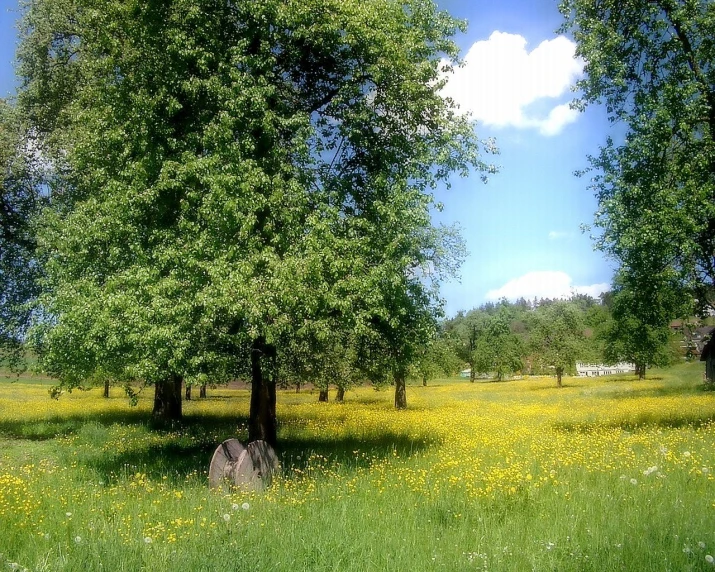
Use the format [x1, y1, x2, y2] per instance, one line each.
[1, 362, 715, 571]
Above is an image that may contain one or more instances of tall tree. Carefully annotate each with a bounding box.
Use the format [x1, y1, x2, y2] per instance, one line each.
[604, 272, 682, 378]
[449, 309, 484, 383]
[20, 0, 493, 432]
[560, 0, 715, 313]
[529, 301, 585, 387]
[472, 309, 523, 381]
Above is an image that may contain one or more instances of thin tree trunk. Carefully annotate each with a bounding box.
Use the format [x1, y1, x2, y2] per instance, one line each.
[556, 366, 563, 388]
[636, 362, 646, 379]
[295, 382, 300, 393]
[318, 388, 328, 402]
[185, 384, 192, 400]
[335, 386, 345, 402]
[394, 370, 407, 409]
[199, 383, 207, 398]
[152, 374, 183, 420]
[470, 365, 475, 383]
[248, 337, 277, 447]
[422, 375, 427, 387]
[103, 379, 110, 398]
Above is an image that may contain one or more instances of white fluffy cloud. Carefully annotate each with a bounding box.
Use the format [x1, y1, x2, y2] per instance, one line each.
[485, 271, 609, 301]
[441, 32, 583, 136]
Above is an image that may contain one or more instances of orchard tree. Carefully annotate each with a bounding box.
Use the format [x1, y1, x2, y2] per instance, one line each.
[20, 0, 493, 435]
[529, 301, 585, 387]
[471, 308, 523, 381]
[410, 328, 461, 386]
[448, 309, 484, 383]
[604, 272, 683, 378]
[560, 0, 715, 313]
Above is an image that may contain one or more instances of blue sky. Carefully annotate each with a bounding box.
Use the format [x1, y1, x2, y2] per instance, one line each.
[431, 0, 616, 315]
[0, 0, 616, 316]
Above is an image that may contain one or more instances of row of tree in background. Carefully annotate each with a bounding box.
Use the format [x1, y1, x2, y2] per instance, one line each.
[433, 292, 690, 388]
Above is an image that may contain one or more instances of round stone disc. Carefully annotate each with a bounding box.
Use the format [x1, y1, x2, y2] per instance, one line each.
[246, 440, 280, 488]
[208, 439, 246, 489]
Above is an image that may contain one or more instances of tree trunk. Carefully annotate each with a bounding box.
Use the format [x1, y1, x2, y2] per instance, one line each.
[248, 337, 277, 447]
[295, 382, 300, 393]
[103, 379, 110, 398]
[636, 362, 646, 379]
[556, 366, 563, 388]
[318, 388, 328, 402]
[152, 374, 183, 420]
[199, 383, 207, 398]
[185, 384, 192, 400]
[422, 375, 427, 387]
[394, 370, 407, 409]
[335, 386, 345, 402]
[470, 366, 475, 383]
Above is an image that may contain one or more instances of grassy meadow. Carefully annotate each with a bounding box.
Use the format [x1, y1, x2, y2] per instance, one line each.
[1, 362, 715, 571]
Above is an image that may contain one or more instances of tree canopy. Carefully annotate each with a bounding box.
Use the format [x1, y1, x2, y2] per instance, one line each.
[0, 99, 44, 370]
[560, 0, 715, 314]
[528, 301, 585, 387]
[19, 0, 495, 428]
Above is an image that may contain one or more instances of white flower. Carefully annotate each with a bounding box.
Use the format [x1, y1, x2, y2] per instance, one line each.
[223, 513, 231, 522]
[630, 478, 637, 485]
[643, 465, 658, 476]
[144, 537, 152, 544]
[241, 502, 250, 511]
[683, 451, 691, 457]
[65, 512, 72, 518]
[231, 503, 239, 511]
[74, 536, 82, 544]
[702, 467, 710, 474]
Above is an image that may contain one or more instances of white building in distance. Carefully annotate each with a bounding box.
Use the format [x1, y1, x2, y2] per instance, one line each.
[576, 362, 635, 377]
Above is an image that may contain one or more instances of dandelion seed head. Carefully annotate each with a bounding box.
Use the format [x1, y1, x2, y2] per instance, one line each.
[630, 478, 637, 485]
[223, 513, 231, 522]
[74, 535, 82, 544]
[144, 537, 152, 544]
[241, 502, 250, 511]
[231, 503, 239, 511]
[705, 554, 714, 564]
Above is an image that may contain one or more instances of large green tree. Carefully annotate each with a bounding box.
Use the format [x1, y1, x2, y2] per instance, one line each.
[529, 301, 585, 388]
[20, 0, 492, 435]
[604, 272, 682, 378]
[471, 308, 523, 381]
[560, 0, 715, 313]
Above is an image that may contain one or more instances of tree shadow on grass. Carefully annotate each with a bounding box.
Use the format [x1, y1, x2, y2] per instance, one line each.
[0, 408, 435, 485]
[78, 431, 435, 486]
[0, 409, 151, 440]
